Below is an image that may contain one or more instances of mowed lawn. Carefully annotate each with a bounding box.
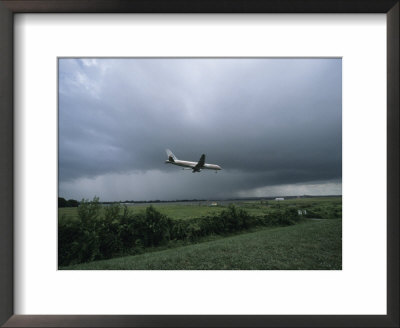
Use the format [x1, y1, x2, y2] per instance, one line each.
[62, 219, 342, 270]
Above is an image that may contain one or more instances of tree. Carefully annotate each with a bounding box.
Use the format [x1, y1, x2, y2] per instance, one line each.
[58, 197, 68, 208]
[78, 196, 101, 225]
[67, 199, 79, 207]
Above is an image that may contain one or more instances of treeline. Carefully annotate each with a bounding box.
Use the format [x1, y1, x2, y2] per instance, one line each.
[59, 198, 300, 267]
[104, 199, 207, 204]
[58, 197, 79, 208]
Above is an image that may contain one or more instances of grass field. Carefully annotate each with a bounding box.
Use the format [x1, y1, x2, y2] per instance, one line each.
[59, 203, 225, 221]
[59, 196, 341, 221]
[61, 219, 342, 270]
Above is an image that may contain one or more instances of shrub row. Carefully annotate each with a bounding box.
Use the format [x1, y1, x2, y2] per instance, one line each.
[59, 199, 300, 266]
[59, 203, 172, 266]
[303, 205, 341, 219]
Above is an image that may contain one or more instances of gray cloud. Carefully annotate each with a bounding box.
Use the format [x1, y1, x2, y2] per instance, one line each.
[59, 58, 341, 201]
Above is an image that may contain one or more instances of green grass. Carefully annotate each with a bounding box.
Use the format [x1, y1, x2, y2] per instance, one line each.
[59, 204, 226, 221]
[61, 219, 341, 270]
[59, 196, 342, 221]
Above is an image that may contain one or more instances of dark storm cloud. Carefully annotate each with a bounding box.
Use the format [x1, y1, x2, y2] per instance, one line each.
[58, 58, 341, 200]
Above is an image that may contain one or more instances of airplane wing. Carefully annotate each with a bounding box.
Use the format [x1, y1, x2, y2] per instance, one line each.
[193, 154, 206, 170]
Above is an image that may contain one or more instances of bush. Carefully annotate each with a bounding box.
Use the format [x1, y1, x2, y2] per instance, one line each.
[170, 219, 191, 240]
[140, 206, 172, 246]
[58, 218, 82, 266]
[97, 217, 123, 258]
[104, 203, 121, 221]
[259, 208, 300, 227]
[303, 205, 340, 219]
[282, 207, 300, 225]
[78, 196, 101, 225]
[59, 200, 304, 267]
[58, 217, 100, 266]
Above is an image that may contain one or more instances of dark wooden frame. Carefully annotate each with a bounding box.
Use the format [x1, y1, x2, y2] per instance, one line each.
[0, 1, 398, 327]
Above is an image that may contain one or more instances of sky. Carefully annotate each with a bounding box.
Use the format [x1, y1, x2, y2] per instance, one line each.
[58, 58, 342, 201]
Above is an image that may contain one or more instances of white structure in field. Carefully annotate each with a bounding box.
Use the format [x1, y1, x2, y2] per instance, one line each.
[275, 197, 285, 201]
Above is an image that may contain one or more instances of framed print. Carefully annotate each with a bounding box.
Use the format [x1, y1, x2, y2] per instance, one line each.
[0, 0, 398, 327]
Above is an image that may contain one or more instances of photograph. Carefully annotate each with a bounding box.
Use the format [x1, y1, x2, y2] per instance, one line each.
[58, 58, 342, 270]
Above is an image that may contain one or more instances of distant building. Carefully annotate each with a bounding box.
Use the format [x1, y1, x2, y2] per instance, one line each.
[275, 197, 285, 201]
[210, 202, 218, 206]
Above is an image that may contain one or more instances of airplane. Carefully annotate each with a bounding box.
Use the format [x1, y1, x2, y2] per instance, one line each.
[165, 149, 222, 173]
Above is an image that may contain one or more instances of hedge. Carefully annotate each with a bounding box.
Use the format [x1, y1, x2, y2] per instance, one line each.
[59, 200, 300, 266]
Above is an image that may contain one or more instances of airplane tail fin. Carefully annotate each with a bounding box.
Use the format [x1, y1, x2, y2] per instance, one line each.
[166, 149, 177, 162]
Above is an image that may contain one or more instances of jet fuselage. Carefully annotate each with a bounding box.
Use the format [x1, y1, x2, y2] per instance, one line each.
[165, 159, 222, 171]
